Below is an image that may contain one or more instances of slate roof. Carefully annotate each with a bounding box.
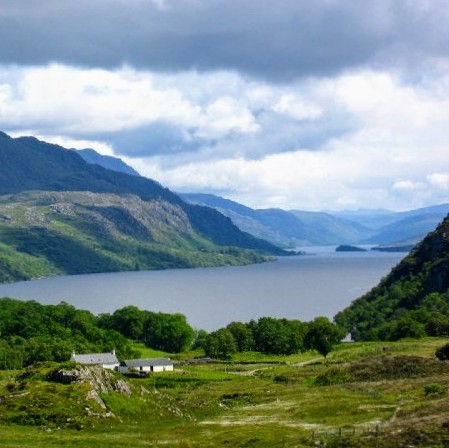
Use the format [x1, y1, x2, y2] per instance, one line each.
[121, 358, 173, 368]
[71, 352, 119, 365]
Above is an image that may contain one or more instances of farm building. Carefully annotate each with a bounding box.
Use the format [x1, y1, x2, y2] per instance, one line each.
[117, 358, 174, 375]
[70, 350, 120, 370]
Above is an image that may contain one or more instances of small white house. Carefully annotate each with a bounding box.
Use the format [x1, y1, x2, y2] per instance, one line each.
[117, 358, 174, 375]
[70, 350, 120, 370]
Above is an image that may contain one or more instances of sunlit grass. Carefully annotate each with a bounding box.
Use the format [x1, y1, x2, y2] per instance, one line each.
[2, 338, 449, 447]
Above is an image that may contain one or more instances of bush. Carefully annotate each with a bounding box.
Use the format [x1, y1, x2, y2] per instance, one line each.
[424, 383, 446, 396]
[436, 343, 449, 361]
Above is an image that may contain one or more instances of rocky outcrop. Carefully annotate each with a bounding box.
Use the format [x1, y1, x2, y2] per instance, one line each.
[51, 365, 132, 411]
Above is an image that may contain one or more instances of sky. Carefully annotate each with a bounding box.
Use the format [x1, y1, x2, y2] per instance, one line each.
[0, 0, 448, 211]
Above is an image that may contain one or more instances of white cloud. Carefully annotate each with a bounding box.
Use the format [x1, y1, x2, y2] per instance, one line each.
[427, 173, 449, 190]
[0, 64, 202, 134]
[392, 180, 425, 191]
[273, 94, 322, 120]
[196, 97, 260, 139]
[1, 63, 448, 211]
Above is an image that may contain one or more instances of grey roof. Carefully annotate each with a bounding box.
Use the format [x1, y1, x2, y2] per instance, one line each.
[122, 358, 173, 368]
[71, 352, 119, 365]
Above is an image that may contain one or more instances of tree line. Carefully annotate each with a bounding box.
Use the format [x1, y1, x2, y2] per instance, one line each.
[0, 298, 344, 369]
[195, 316, 344, 359]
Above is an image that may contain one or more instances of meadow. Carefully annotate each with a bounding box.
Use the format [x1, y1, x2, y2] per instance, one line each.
[1, 338, 449, 447]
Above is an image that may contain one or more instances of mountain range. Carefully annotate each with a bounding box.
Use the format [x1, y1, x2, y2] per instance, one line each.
[73, 145, 449, 249]
[0, 131, 286, 282]
[181, 193, 449, 249]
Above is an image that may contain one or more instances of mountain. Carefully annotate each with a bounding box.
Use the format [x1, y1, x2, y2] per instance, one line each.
[0, 191, 276, 282]
[182, 192, 449, 249]
[288, 210, 372, 245]
[0, 131, 283, 255]
[0, 131, 290, 282]
[182, 193, 375, 247]
[329, 209, 399, 230]
[76, 148, 140, 176]
[335, 214, 449, 341]
[364, 205, 449, 245]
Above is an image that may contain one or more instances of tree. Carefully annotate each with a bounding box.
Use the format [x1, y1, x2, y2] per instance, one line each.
[204, 329, 237, 360]
[102, 306, 146, 340]
[143, 312, 195, 353]
[192, 329, 208, 350]
[251, 317, 298, 355]
[304, 317, 344, 358]
[226, 322, 254, 352]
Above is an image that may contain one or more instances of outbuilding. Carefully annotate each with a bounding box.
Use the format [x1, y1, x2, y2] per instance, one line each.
[70, 350, 120, 370]
[117, 358, 174, 375]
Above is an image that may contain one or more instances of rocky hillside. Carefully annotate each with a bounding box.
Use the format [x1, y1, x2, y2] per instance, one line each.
[0, 191, 271, 282]
[0, 131, 284, 258]
[335, 214, 449, 341]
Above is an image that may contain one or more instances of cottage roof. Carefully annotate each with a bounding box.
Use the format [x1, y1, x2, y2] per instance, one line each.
[71, 352, 119, 365]
[122, 358, 173, 368]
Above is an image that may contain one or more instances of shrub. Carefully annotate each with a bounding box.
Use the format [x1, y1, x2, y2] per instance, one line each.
[424, 383, 446, 396]
[436, 343, 449, 361]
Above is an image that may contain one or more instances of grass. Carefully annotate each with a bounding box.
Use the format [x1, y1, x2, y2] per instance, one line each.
[128, 342, 171, 359]
[1, 338, 449, 447]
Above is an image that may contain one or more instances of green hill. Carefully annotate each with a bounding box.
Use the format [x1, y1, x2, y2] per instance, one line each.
[0, 132, 283, 256]
[0, 132, 287, 281]
[335, 214, 449, 341]
[0, 191, 271, 282]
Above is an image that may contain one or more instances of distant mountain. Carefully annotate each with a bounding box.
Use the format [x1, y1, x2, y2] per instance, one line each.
[363, 205, 449, 245]
[288, 210, 372, 245]
[181, 193, 309, 247]
[329, 209, 399, 230]
[182, 192, 449, 248]
[182, 193, 375, 247]
[76, 148, 140, 177]
[335, 214, 449, 341]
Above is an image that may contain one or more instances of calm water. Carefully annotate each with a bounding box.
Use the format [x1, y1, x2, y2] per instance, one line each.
[0, 248, 405, 330]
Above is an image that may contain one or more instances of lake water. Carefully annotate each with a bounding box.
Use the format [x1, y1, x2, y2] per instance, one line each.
[0, 248, 405, 330]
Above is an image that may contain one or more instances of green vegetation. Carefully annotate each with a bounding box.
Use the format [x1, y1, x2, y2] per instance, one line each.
[335, 215, 449, 341]
[98, 305, 195, 353]
[0, 298, 140, 368]
[2, 339, 449, 447]
[0, 191, 272, 282]
[198, 316, 343, 360]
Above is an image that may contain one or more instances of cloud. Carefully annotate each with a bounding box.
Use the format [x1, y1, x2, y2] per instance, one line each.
[272, 94, 322, 121]
[1, 0, 448, 212]
[392, 180, 425, 191]
[2, 61, 448, 210]
[0, 0, 447, 81]
[427, 173, 449, 191]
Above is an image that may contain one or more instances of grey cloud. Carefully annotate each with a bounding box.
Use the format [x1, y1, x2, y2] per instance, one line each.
[103, 107, 355, 165]
[0, 0, 447, 81]
[95, 123, 202, 157]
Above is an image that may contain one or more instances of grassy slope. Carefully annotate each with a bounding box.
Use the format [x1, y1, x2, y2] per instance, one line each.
[1, 338, 449, 447]
[0, 191, 270, 282]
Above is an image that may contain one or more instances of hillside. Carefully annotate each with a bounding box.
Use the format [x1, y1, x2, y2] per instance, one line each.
[181, 193, 373, 247]
[335, 214, 449, 341]
[2, 336, 449, 447]
[0, 191, 271, 282]
[0, 131, 285, 281]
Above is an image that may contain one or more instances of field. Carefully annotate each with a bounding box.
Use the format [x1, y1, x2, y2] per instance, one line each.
[1, 338, 449, 447]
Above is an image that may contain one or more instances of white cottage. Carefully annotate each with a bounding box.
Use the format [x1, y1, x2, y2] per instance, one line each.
[117, 358, 174, 375]
[70, 350, 120, 370]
